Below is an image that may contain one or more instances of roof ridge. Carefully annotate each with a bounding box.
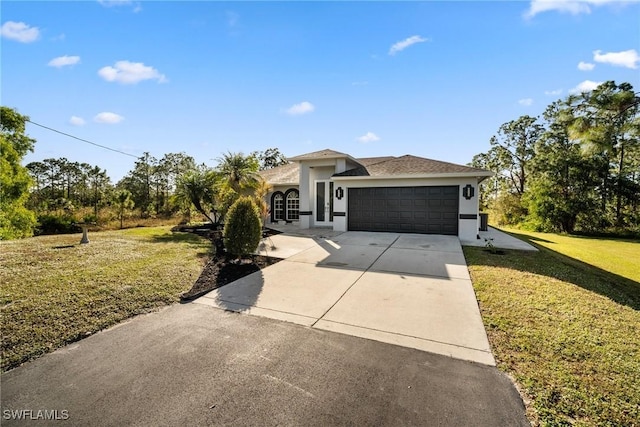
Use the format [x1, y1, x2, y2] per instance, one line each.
[355, 156, 396, 167]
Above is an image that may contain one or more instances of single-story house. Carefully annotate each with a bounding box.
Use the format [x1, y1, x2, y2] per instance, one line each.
[258, 149, 492, 242]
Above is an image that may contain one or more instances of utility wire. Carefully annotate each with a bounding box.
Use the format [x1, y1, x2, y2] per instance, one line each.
[26, 119, 140, 159]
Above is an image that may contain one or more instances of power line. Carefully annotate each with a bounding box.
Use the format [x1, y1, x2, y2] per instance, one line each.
[26, 120, 140, 159]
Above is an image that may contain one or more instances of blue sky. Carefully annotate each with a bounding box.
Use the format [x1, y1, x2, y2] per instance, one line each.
[2, 0, 639, 182]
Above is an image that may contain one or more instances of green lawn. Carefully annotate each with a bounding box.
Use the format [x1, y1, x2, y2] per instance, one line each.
[1, 227, 211, 371]
[464, 231, 639, 426]
[501, 227, 640, 283]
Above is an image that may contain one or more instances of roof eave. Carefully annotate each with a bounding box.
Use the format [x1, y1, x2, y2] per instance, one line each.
[264, 181, 299, 187]
[288, 154, 362, 166]
[332, 172, 494, 180]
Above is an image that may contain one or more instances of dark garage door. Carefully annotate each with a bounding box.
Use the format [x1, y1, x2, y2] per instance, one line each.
[348, 186, 459, 235]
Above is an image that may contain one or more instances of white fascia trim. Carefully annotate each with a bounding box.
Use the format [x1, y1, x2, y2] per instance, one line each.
[331, 172, 493, 181]
[267, 182, 299, 187]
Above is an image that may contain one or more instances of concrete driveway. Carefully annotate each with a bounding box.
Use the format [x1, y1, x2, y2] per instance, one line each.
[195, 231, 495, 366]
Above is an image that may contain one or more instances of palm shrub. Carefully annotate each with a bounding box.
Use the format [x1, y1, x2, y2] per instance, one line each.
[223, 196, 262, 259]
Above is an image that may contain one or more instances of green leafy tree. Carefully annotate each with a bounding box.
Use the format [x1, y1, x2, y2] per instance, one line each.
[251, 148, 289, 170]
[174, 167, 218, 224]
[113, 189, 135, 229]
[216, 151, 260, 193]
[568, 81, 640, 226]
[525, 101, 600, 232]
[117, 152, 156, 217]
[158, 152, 196, 214]
[489, 115, 545, 196]
[0, 106, 37, 239]
[87, 165, 112, 217]
[223, 196, 262, 259]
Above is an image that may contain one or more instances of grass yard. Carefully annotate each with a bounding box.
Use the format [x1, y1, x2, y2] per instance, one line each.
[501, 227, 640, 283]
[1, 226, 211, 372]
[464, 230, 639, 426]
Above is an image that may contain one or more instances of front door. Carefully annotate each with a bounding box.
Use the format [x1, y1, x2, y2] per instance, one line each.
[315, 180, 334, 226]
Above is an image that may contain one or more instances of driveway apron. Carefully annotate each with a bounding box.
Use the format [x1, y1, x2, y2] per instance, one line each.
[195, 231, 495, 366]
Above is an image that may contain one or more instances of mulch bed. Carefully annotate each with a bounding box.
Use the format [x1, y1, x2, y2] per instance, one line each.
[174, 224, 283, 301]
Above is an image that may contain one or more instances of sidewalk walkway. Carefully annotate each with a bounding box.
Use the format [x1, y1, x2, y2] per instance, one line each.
[460, 227, 538, 251]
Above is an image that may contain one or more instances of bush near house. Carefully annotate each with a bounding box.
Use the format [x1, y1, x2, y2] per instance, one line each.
[223, 197, 262, 259]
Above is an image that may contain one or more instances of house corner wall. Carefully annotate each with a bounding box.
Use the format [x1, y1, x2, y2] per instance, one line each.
[299, 163, 311, 229]
[333, 183, 347, 232]
[458, 180, 480, 241]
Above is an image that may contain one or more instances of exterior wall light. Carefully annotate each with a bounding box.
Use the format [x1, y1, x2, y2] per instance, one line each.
[462, 184, 475, 200]
[335, 186, 344, 200]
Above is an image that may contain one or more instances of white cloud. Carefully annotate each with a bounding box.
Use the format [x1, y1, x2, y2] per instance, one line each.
[518, 98, 534, 106]
[1, 21, 40, 43]
[285, 101, 315, 116]
[98, 0, 142, 12]
[98, 0, 132, 6]
[593, 49, 640, 69]
[94, 112, 124, 124]
[69, 116, 86, 126]
[545, 89, 563, 96]
[389, 35, 429, 56]
[356, 132, 380, 143]
[524, 0, 635, 18]
[227, 11, 239, 27]
[48, 55, 80, 68]
[577, 61, 595, 71]
[98, 61, 167, 84]
[570, 80, 603, 94]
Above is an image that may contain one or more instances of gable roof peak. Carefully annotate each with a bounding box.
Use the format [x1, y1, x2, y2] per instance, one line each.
[288, 148, 355, 162]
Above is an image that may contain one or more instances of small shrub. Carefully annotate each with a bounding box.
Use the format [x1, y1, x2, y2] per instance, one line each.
[35, 214, 78, 235]
[82, 213, 98, 224]
[488, 192, 527, 227]
[223, 197, 262, 259]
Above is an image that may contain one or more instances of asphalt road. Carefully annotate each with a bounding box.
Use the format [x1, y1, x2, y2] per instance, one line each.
[1, 303, 529, 426]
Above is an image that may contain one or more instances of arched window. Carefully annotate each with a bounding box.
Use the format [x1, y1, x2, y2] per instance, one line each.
[285, 189, 299, 221]
[271, 192, 284, 222]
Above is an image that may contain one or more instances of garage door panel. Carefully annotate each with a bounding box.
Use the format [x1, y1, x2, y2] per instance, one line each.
[348, 186, 459, 235]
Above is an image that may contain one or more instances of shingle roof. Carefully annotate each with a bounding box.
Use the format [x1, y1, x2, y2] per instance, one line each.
[258, 162, 299, 185]
[333, 155, 491, 177]
[259, 152, 491, 185]
[288, 149, 352, 161]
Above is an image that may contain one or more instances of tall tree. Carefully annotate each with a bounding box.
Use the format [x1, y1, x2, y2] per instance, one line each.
[113, 189, 135, 229]
[156, 152, 196, 214]
[118, 152, 156, 216]
[568, 81, 640, 226]
[525, 101, 600, 232]
[489, 115, 544, 195]
[0, 106, 37, 239]
[87, 165, 111, 216]
[251, 148, 289, 170]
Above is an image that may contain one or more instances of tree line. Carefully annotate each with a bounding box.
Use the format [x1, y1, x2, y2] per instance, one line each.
[1, 104, 288, 239]
[472, 81, 639, 235]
